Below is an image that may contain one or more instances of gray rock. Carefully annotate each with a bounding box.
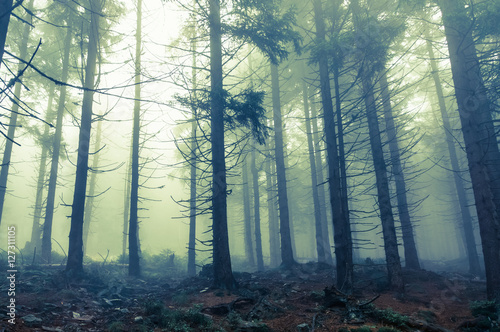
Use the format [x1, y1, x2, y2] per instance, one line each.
[22, 314, 42, 327]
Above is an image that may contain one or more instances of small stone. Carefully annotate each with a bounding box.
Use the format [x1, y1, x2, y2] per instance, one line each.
[296, 323, 309, 332]
[134, 316, 143, 322]
[22, 314, 42, 327]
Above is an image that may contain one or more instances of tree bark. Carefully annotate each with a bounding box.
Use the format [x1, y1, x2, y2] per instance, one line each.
[379, 72, 420, 270]
[242, 156, 255, 266]
[122, 158, 131, 263]
[187, 20, 198, 276]
[251, 145, 264, 271]
[30, 85, 55, 252]
[438, 0, 500, 301]
[270, 62, 295, 267]
[66, 1, 100, 275]
[425, 35, 480, 276]
[0, 0, 13, 68]
[0, 0, 33, 226]
[265, 139, 280, 267]
[128, 0, 142, 277]
[312, 0, 352, 291]
[210, 0, 235, 289]
[42, 19, 72, 264]
[82, 115, 102, 256]
[310, 92, 333, 265]
[302, 77, 327, 263]
[360, 67, 404, 292]
[332, 63, 352, 264]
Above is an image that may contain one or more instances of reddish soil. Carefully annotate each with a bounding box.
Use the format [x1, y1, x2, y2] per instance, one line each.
[0, 263, 490, 331]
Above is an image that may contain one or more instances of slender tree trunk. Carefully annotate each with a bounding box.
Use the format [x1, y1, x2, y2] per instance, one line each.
[265, 140, 280, 267]
[282, 132, 298, 257]
[122, 159, 131, 263]
[30, 86, 55, 252]
[425, 35, 481, 276]
[66, 1, 100, 275]
[379, 72, 420, 270]
[128, 0, 142, 277]
[82, 116, 102, 256]
[43, 21, 72, 264]
[270, 63, 295, 267]
[187, 21, 198, 276]
[210, 0, 235, 289]
[310, 92, 333, 264]
[332, 64, 353, 263]
[350, 0, 403, 293]
[0, 0, 33, 226]
[438, 0, 500, 301]
[242, 157, 255, 266]
[312, 0, 352, 291]
[0, 0, 13, 68]
[360, 67, 404, 292]
[251, 145, 264, 271]
[302, 77, 326, 263]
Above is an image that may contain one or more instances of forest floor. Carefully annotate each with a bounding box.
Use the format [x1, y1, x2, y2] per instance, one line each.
[0, 261, 497, 332]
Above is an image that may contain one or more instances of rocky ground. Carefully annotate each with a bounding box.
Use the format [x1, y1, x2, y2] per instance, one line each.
[0, 261, 497, 331]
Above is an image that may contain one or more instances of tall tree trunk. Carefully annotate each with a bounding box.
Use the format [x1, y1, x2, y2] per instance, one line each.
[282, 131, 298, 257]
[360, 67, 404, 292]
[270, 63, 295, 267]
[187, 20, 198, 276]
[0, 0, 13, 68]
[82, 116, 102, 256]
[30, 85, 55, 252]
[350, 0, 403, 293]
[210, 0, 235, 289]
[379, 72, 420, 270]
[0, 0, 33, 226]
[302, 77, 327, 263]
[129, 0, 142, 277]
[122, 158, 131, 263]
[66, 1, 100, 275]
[332, 64, 352, 263]
[265, 140, 280, 267]
[310, 92, 333, 264]
[438, 0, 500, 301]
[251, 145, 264, 271]
[242, 156, 255, 266]
[42, 19, 72, 264]
[425, 35, 481, 276]
[312, 0, 352, 291]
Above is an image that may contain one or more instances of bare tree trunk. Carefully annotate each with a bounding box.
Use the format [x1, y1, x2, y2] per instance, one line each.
[187, 36, 198, 277]
[425, 35, 481, 276]
[310, 92, 333, 265]
[0, 0, 13, 68]
[302, 77, 327, 263]
[30, 85, 55, 252]
[379, 72, 420, 270]
[122, 158, 130, 263]
[360, 67, 404, 292]
[332, 64, 353, 264]
[438, 0, 500, 301]
[242, 156, 255, 266]
[312, 0, 352, 291]
[251, 145, 264, 271]
[265, 140, 280, 267]
[270, 63, 295, 267]
[82, 116, 103, 256]
[66, 1, 100, 275]
[210, 0, 235, 289]
[0, 0, 33, 226]
[129, 0, 142, 277]
[43, 18, 72, 264]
